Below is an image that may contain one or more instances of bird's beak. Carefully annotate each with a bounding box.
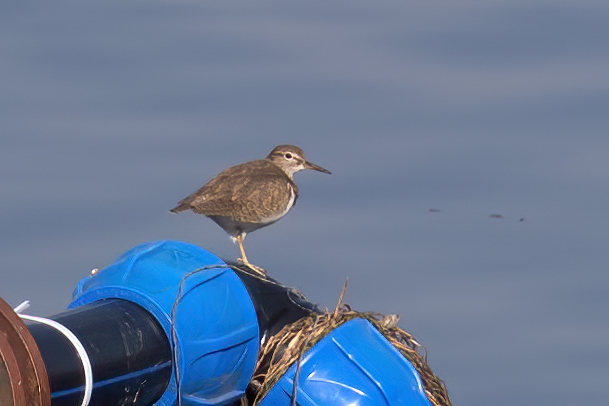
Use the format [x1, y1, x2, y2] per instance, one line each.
[304, 160, 331, 174]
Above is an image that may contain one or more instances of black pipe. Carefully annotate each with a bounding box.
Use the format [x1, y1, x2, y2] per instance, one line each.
[23, 266, 319, 406]
[229, 264, 320, 339]
[25, 299, 172, 406]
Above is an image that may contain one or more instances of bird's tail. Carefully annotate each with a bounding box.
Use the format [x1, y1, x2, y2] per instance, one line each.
[170, 203, 189, 213]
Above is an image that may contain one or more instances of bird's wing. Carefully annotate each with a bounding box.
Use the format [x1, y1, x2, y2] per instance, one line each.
[176, 160, 298, 222]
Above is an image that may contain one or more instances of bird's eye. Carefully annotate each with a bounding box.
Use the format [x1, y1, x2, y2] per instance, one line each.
[285, 153, 293, 159]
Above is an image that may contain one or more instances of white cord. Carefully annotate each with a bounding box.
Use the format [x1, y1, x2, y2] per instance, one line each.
[15, 301, 93, 406]
[13, 300, 30, 314]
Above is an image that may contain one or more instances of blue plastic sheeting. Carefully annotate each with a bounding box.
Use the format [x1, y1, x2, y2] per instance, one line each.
[70, 240, 259, 406]
[259, 318, 432, 406]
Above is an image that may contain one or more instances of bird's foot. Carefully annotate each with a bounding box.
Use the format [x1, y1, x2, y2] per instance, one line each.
[237, 258, 268, 277]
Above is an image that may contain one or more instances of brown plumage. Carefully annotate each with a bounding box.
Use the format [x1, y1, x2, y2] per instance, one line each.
[171, 145, 330, 269]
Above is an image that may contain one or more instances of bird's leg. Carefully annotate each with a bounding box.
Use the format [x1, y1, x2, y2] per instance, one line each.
[236, 233, 267, 277]
[236, 233, 249, 264]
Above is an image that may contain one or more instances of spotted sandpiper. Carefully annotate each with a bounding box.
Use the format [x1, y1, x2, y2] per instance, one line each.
[170, 145, 331, 271]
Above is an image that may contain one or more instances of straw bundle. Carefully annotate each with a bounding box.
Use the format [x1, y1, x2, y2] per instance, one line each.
[241, 307, 451, 406]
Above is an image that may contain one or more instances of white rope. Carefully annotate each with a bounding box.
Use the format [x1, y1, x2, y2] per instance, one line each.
[15, 301, 94, 406]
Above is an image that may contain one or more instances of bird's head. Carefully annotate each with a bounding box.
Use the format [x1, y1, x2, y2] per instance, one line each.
[266, 145, 331, 178]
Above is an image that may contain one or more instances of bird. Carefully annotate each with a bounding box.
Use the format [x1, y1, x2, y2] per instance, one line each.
[170, 145, 331, 272]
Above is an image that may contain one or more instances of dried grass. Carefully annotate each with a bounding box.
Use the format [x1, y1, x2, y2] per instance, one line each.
[242, 305, 451, 406]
